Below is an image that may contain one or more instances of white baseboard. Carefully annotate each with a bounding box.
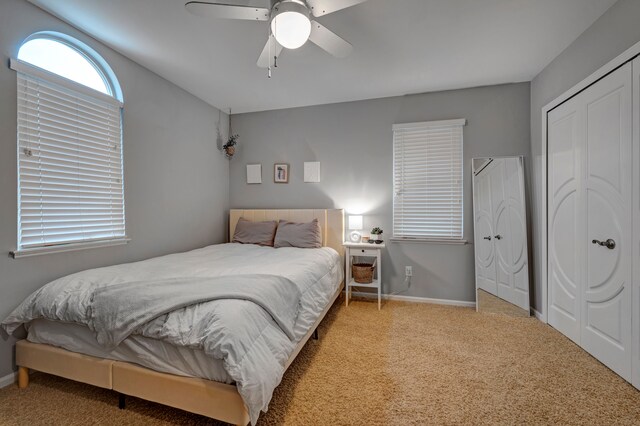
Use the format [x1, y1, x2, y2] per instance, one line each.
[349, 291, 475, 308]
[0, 371, 16, 389]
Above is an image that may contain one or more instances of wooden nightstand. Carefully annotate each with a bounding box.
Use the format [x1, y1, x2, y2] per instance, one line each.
[344, 242, 385, 310]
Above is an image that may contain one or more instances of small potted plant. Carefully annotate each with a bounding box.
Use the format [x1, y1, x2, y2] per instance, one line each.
[370, 227, 383, 243]
[223, 134, 239, 158]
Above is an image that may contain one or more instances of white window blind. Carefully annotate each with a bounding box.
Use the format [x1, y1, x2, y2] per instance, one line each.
[16, 71, 125, 250]
[393, 119, 465, 241]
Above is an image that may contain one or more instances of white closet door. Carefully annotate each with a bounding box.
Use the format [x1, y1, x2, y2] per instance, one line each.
[548, 95, 583, 344]
[492, 160, 513, 301]
[581, 63, 632, 380]
[473, 166, 498, 295]
[490, 158, 529, 310]
[549, 63, 632, 380]
[497, 158, 530, 310]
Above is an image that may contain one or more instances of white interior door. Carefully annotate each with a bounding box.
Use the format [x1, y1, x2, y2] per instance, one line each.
[548, 95, 582, 344]
[491, 160, 511, 301]
[495, 158, 530, 310]
[490, 158, 530, 310]
[581, 63, 632, 380]
[548, 63, 632, 380]
[473, 166, 498, 295]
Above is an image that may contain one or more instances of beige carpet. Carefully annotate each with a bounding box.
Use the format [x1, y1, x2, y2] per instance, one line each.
[1, 297, 640, 425]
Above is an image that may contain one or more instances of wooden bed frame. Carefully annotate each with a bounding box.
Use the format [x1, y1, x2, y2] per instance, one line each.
[15, 209, 345, 426]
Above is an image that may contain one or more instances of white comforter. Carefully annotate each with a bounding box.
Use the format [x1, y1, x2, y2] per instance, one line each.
[2, 243, 343, 424]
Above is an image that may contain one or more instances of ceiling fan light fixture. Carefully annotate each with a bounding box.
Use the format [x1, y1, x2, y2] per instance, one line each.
[270, 1, 311, 50]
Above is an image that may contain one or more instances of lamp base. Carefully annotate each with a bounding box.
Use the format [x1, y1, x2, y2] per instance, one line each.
[349, 231, 362, 243]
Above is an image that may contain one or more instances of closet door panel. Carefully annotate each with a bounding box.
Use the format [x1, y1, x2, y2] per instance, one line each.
[491, 161, 513, 302]
[548, 97, 582, 344]
[474, 170, 497, 295]
[504, 157, 529, 310]
[581, 63, 632, 380]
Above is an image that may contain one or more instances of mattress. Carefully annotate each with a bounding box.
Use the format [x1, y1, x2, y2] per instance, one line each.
[27, 318, 234, 383]
[22, 243, 343, 384]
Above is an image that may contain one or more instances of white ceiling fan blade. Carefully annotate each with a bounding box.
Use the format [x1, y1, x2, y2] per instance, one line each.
[306, 0, 367, 17]
[257, 35, 284, 68]
[309, 21, 353, 58]
[185, 1, 270, 21]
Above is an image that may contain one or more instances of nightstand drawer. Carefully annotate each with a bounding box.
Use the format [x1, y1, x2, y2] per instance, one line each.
[354, 248, 378, 256]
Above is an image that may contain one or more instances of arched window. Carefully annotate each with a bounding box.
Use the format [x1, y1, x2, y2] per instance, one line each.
[18, 37, 110, 95]
[16, 32, 122, 101]
[10, 33, 127, 258]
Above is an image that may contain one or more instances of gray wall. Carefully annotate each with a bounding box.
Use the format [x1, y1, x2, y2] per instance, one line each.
[0, 0, 229, 378]
[530, 0, 640, 312]
[230, 83, 531, 303]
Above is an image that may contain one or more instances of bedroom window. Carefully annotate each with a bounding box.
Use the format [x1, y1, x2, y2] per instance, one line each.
[392, 119, 466, 242]
[10, 32, 126, 258]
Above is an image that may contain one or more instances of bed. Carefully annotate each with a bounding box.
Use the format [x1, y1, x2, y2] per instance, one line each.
[3, 209, 344, 426]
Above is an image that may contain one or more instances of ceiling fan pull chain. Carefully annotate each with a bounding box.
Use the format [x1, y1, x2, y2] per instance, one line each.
[268, 24, 272, 78]
[272, 19, 277, 70]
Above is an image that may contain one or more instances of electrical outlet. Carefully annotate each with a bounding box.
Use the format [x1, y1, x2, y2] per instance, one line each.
[405, 266, 413, 277]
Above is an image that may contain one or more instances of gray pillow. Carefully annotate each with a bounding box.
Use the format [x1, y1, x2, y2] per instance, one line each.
[274, 219, 322, 248]
[232, 218, 278, 246]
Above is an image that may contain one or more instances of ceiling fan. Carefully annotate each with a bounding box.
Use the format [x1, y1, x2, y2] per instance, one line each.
[185, 0, 367, 71]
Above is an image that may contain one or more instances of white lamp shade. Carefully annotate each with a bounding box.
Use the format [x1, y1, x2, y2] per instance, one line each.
[271, 11, 311, 49]
[348, 215, 363, 230]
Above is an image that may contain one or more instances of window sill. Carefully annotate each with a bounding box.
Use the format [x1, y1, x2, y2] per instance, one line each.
[390, 238, 468, 245]
[10, 237, 130, 259]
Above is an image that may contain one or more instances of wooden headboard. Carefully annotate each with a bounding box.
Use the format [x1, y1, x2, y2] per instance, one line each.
[229, 209, 344, 256]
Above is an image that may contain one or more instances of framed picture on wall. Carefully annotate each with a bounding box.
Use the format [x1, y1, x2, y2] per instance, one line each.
[274, 163, 289, 183]
[246, 164, 262, 184]
[304, 161, 321, 183]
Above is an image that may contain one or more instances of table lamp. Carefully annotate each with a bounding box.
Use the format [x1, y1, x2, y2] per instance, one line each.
[348, 215, 363, 242]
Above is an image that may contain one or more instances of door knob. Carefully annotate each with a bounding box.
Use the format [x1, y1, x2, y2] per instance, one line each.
[592, 239, 616, 250]
[483, 236, 491, 241]
[494, 235, 502, 240]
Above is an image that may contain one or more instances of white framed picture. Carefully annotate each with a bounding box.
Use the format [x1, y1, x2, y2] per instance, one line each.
[246, 164, 262, 184]
[304, 161, 320, 183]
[274, 163, 289, 183]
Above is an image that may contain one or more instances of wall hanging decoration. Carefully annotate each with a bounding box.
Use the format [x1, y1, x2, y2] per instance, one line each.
[303, 161, 321, 182]
[223, 134, 239, 158]
[246, 164, 262, 184]
[223, 108, 237, 159]
[274, 163, 289, 183]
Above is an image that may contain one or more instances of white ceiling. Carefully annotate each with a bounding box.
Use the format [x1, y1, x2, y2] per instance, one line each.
[28, 0, 617, 113]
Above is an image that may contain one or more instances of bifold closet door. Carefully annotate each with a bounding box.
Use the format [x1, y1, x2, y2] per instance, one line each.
[548, 93, 582, 344]
[548, 62, 632, 380]
[493, 158, 529, 311]
[473, 166, 498, 295]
